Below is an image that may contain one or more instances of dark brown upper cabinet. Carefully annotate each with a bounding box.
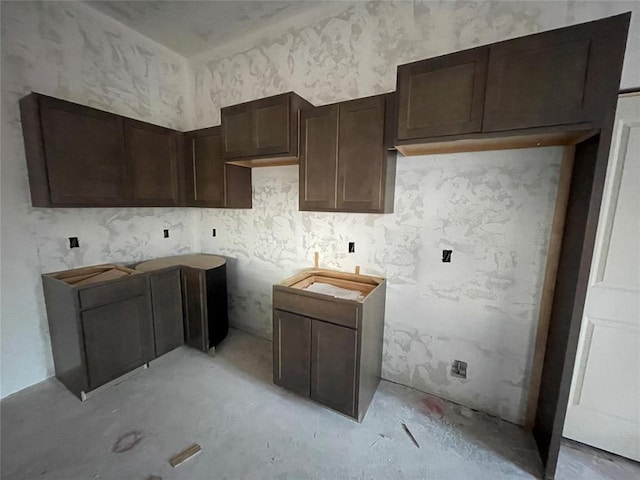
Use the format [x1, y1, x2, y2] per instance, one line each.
[396, 47, 488, 140]
[19, 92, 184, 208]
[125, 119, 181, 206]
[299, 94, 396, 213]
[184, 126, 252, 208]
[221, 92, 313, 166]
[394, 13, 629, 157]
[299, 104, 339, 211]
[483, 14, 629, 132]
[20, 94, 129, 207]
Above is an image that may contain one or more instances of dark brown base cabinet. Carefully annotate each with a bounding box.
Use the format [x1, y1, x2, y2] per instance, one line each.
[148, 267, 185, 357]
[134, 254, 230, 353]
[42, 271, 158, 399]
[273, 269, 386, 422]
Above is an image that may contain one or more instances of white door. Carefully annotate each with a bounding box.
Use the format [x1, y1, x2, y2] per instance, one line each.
[563, 93, 640, 461]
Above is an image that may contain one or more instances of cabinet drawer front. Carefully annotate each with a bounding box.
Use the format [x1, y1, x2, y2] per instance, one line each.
[273, 288, 358, 329]
[79, 275, 147, 309]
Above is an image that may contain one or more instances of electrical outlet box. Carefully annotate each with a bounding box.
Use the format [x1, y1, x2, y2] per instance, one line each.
[163, 229, 169, 238]
[212, 228, 216, 237]
[69, 237, 79, 249]
[442, 250, 452, 262]
[349, 242, 355, 253]
[451, 360, 467, 379]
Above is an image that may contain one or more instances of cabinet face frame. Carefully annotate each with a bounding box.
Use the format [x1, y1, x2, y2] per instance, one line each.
[397, 47, 488, 139]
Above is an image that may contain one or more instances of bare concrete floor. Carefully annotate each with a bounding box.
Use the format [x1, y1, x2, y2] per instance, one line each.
[2, 328, 638, 480]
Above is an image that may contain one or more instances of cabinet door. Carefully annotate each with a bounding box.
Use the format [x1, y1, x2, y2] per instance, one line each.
[125, 120, 180, 206]
[397, 47, 488, 139]
[185, 128, 226, 207]
[82, 295, 154, 389]
[39, 96, 128, 206]
[253, 94, 291, 156]
[182, 267, 208, 352]
[149, 268, 184, 357]
[337, 96, 387, 212]
[483, 16, 627, 132]
[221, 103, 255, 159]
[311, 320, 358, 418]
[273, 310, 311, 397]
[299, 105, 338, 211]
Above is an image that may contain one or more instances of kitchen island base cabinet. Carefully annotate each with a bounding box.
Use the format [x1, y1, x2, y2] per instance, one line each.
[273, 269, 386, 422]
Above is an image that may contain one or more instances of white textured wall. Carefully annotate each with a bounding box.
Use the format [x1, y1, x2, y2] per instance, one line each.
[191, 0, 640, 424]
[0, 1, 196, 398]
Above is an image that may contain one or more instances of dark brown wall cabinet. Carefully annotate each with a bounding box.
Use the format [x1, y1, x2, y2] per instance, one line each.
[125, 119, 181, 206]
[397, 47, 488, 139]
[299, 94, 397, 213]
[22, 95, 129, 207]
[20, 93, 183, 208]
[221, 92, 313, 165]
[483, 16, 624, 132]
[273, 269, 386, 422]
[42, 271, 157, 398]
[395, 14, 630, 153]
[183, 126, 252, 208]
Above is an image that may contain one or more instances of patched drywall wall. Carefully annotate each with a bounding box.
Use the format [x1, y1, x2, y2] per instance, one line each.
[0, 1, 196, 398]
[190, 0, 639, 424]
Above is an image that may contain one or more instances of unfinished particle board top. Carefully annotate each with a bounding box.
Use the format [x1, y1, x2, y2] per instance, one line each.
[47, 264, 139, 286]
[278, 268, 384, 303]
[134, 254, 226, 272]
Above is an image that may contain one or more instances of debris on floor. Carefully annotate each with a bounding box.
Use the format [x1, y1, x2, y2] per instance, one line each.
[170, 443, 202, 467]
[402, 423, 420, 449]
[146, 476, 162, 480]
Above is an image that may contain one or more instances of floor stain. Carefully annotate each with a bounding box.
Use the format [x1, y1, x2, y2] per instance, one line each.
[422, 395, 445, 416]
[111, 430, 144, 453]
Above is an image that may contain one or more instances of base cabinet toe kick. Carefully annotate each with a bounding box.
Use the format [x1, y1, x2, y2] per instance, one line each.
[42, 254, 228, 399]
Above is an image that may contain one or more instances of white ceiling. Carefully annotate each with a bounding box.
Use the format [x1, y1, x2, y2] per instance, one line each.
[85, 0, 342, 58]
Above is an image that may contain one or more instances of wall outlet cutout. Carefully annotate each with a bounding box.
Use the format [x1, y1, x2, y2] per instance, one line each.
[348, 242, 355, 253]
[163, 229, 169, 238]
[69, 237, 79, 249]
[451, 360, 467, 379]
[442, 250, 452, 263]
[212, 228, 216, 237]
